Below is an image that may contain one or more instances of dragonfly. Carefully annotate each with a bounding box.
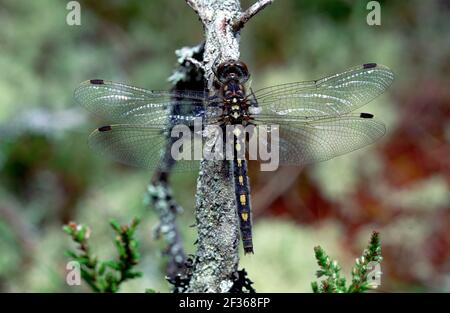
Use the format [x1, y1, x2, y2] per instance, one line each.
[74, 61, 394, 254]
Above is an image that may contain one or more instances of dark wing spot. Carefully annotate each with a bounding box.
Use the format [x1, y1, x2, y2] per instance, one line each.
[98, 125, 112, 132]
[363, 63, 377, 69]
[90, 79, 104, 85]
[360, 112, 374, 119]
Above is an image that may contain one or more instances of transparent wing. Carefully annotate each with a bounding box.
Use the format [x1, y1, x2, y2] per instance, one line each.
[252, 63, 394, 118]
[88, 125, 201, 172]
[254, 113, 386, 166]
[74, 79, 213, 126]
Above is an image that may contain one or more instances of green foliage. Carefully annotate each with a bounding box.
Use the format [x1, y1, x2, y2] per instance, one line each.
[63, 218, 142, 292]
[348, 231, 383, 293]
[311, 231, 382, 293]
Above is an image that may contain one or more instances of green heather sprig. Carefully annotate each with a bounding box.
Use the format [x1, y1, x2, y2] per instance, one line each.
[63, 218, 142, 292]
[311, 245, 347, 293]
[348, 231, 382, 292]
[311, 231, 382, 293]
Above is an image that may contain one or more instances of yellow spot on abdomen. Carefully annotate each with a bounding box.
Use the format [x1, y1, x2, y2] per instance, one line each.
[237, 160, 242, 167]
[235, 143, 241, 151]
[241, 212, 249, 221]
[238, 176, 244, 185]
[240, 194, 246, 205]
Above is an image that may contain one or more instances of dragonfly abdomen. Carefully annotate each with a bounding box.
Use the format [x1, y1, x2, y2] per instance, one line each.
[232, 154, 254, 254]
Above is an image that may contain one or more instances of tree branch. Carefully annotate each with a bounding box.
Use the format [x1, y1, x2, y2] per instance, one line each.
[185, 0, 242, 293]
[233, 0, 273, 32]
[147, 43, 205, 281]
[184, 0, 271, 293]
[185, 0, 206, 21]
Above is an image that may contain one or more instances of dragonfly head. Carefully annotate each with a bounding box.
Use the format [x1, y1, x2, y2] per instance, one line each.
[215, 60, 250, 84]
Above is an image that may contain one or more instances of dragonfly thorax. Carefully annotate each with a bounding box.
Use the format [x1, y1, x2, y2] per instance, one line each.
[214, 60, 253, 124]
[220, 80, 252, 125]
[222, 80, 246, 102]
[218, 61, 248, 103]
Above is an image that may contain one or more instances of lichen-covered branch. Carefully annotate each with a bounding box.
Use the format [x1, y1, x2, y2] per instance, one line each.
[184, 0, 263, 293]
[187, 1, 241, 293]
[150, 0, 272, 293]
[233, 0, 273, 32]
[146, 43, 205, 281]
[185, 0, 206, 21]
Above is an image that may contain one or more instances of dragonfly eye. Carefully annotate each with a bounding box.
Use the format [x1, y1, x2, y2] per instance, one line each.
[234, 61, 250, 83]
[216, 60, 250, 83]
[216, 62, 230, 83]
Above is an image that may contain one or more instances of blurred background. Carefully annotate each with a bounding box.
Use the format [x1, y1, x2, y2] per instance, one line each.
[0, 0, 449, 292]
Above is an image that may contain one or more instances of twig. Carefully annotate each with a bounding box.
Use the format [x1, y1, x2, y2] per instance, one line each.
[185, 0, 205, 21]
[185, 57, 205, 71]
[146, 177, 187, 279]
[233, 0, 274, 32]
